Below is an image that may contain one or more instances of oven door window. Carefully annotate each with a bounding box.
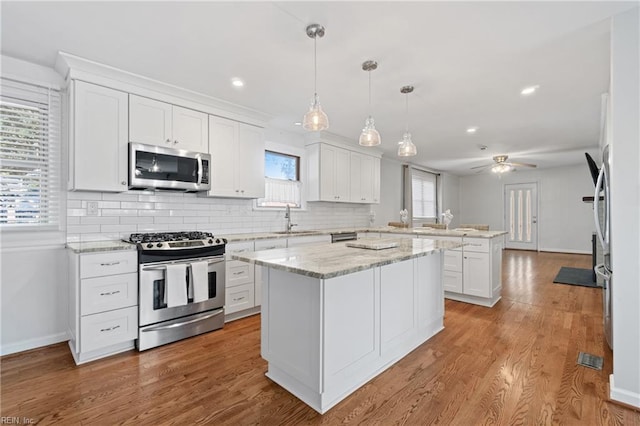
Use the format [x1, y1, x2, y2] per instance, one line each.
[134, 150, 199, 184]
[153, 270, 217, 310]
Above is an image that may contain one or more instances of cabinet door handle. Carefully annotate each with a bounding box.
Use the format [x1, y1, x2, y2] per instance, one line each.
[174, 140, 179, 145]
[100, 325, 121, 332]
[235, 189, 240, 193]
[100, 290, 121, 296]
[121, 181, 127, 186]
[241, 190, 245, 193]
[233, 296, 245, 302]
[100, 261, 121, 266]
[233, 271, 244, 275]
[263, 246, 276, 250]
[165, 138, 171, 144]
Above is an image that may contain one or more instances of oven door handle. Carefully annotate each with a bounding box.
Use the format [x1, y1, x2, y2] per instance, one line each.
[141, 308, 224, 332]
[142, 258, 224, 271]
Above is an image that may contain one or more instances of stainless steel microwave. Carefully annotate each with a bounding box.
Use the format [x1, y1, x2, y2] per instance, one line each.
[129, 143, 211, 192]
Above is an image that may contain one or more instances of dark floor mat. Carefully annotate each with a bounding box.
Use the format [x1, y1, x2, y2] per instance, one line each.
[553, 267, 600, 288]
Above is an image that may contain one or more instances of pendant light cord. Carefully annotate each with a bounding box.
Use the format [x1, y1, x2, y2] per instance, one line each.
[314, 36, 317, 96]
[405, 93, 409, 133]
[368, 71, 372, 115]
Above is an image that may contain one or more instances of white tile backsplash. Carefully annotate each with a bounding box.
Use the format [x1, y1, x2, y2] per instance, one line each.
[66, 191, 372, 242]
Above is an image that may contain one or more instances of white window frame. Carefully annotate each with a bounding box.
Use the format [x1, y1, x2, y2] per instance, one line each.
[0, 63, 65, 248]
[254, 140, 307, 211]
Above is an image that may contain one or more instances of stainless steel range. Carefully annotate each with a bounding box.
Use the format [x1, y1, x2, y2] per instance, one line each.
[129, 231, 227, 351]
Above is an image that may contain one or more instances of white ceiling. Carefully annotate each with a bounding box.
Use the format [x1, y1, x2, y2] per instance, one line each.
[1, 1, 635, 175]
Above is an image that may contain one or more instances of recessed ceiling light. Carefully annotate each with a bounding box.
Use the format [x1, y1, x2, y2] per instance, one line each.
[294, 122, 302, 126]
[231, 78, 244, 88]
[466, 127, 478, 134]
[521, 85, 540, 96]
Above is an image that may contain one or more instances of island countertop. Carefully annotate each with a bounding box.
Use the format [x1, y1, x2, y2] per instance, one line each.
[231, 237, 463, 279]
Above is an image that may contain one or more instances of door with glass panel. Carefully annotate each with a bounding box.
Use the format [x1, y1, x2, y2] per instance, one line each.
[504, 183, 538, 250]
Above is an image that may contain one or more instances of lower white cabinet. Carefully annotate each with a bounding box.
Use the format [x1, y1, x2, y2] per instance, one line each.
[437, 236, 503, 307]
[68, 249, 139, 364]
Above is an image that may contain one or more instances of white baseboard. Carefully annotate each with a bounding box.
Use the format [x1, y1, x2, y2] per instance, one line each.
[610, 374, 640, 409]
[1, 332, 69, 356]
[538, 248, 591, 255]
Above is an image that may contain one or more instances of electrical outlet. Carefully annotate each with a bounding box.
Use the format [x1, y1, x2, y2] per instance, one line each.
[87, 201, 99, 216]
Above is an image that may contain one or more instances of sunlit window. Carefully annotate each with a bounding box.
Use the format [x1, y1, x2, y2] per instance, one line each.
[256, 151, 301, 208]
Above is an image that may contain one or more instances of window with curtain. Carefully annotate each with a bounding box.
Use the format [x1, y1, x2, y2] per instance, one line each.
[0, 77, 61, 229]
[256, 150, 302, 208]
[403, 165, 438, 224]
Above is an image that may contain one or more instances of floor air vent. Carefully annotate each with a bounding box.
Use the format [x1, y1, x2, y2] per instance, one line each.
[577, 352, 604, 370]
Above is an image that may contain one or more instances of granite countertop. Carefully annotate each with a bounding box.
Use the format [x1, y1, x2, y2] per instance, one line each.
[66, 240, 136, 254]
[222, 226, 506, 242]
[231, 237, 463, 279]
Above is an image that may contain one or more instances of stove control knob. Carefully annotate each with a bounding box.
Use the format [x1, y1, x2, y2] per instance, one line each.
[146, 243, 153, 249]
[215, 238, 221, 244]
[157, 243, 163, 248]
[208, 239, 213, 244]
[222, 238, 227, 244]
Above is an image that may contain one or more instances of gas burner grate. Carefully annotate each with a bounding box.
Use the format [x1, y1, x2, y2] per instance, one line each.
[129, 231, 214, 244]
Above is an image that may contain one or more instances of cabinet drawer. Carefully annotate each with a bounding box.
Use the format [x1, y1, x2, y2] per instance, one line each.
[80, 251, 137, 278]
[254, 239, 287, 251]
[80, 306, 138, 353]
[226, 260, 254, 288]
[81, 273, 138, 315]
[225, 283, 255, 314]
[443, 271, 463, 293]
[463, 238, 490, 253]
[443, 250, 462, 272]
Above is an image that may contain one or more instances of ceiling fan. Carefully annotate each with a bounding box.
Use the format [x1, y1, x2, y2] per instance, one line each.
[471, 155, 537, 174]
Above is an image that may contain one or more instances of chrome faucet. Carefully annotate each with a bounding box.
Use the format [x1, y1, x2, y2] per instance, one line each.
[285, 205, 297, 232]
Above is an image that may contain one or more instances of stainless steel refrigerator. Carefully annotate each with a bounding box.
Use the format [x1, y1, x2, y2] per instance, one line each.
[594, 144, 612, 350]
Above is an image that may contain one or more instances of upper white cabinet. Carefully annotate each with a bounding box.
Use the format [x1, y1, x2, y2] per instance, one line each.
[129, 95, 208, 152]
[70, 81, 129, 192]
[350, 152, 375, 203]
[307, 143, 379, 204]
[208, 116, 265, 198]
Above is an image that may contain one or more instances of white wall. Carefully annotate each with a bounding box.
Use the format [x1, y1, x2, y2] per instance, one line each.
[372, 157, 404, 226]
[0, 56, 68, 355]
[459, 164, 596, 253]
[440, 173, 460, 228]
[0, 247, 69, 355]
[609, 7, 640, 409]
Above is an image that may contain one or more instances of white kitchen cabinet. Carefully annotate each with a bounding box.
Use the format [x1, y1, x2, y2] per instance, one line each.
[68, 249, 139, 364]
[433, 235, 502, 307]
[307, 142, 380, 204]
[350, 152, 375, 203]
[208, 116, 265, 198]
[70, 81, 129, 192]
[129, 95, 208, 152]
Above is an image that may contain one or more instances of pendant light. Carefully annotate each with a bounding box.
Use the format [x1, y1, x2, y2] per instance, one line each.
[302, 24, 329, 131]
[397, 85, 417, 157]
[359, 60, 381, 146]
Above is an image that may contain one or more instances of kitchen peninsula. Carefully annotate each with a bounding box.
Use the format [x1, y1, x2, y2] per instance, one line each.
[232, 237, 462, 413]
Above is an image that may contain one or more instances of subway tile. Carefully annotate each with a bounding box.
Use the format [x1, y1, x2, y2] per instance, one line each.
[101, 224, 137, 233]
[81, 216, 120, 225]
[120, 216, 154, 225]
[121, 202, 155, 210]
[101, 209, 138, 217]
[68, 224, 100, 234]
[102, 193, 140, 202]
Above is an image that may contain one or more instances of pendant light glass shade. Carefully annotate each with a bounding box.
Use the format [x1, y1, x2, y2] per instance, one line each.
[303, 93, 329, 131]
[491, 163, 512, 173]
[359, 60, 381, 146]
[397, 85, 417, 157]
[303, 24, 329, 132]
[359, 116, 381, 146]
[397, 132, 417, 156]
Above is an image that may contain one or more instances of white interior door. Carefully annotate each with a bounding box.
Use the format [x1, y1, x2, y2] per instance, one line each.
[504, 183, 538, 250]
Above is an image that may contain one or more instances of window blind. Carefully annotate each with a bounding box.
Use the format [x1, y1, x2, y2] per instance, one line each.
[411, 168, 437, 220]
[0, 77, 61, 229]
[257, 178, 301, 208]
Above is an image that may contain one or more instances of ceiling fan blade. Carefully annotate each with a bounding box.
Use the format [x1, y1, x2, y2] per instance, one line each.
[470, 164, 492, 170]
[508, 162, 537, 168]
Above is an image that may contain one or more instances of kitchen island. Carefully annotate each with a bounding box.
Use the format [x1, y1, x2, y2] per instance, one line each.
[232, 237, 462, 414]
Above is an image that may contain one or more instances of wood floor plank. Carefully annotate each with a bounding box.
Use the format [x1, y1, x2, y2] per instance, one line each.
[2, 250, 639, 425]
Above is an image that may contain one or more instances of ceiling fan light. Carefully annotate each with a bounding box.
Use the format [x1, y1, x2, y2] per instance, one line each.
[491, 163, 512, 173]
[397, 132, 417, 157]
[359, 116, 381, 146]
[303, 93, 329, 131]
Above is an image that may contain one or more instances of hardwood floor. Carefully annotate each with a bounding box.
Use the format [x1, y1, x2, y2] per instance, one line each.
[2, 250, 639, 425]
